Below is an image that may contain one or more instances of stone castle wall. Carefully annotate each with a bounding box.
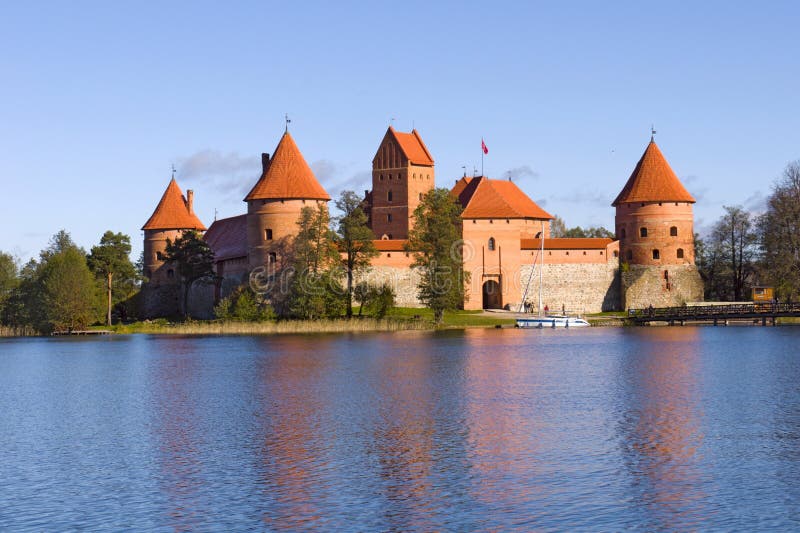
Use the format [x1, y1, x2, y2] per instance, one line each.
[620, 264, 704, 310]
[519, 262, 620, 314]
[354, 265, 424, 307]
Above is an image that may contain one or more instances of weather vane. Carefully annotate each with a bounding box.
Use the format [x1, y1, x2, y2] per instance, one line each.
[171, 164, 176, 178]
[651, 124, 657, 141]
[285, 113, 291, 132]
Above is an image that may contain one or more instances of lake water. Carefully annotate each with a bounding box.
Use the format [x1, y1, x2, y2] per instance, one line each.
[1, 327, 799, 531]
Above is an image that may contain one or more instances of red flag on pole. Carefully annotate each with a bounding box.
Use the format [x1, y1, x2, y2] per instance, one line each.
[481, 139, 489, 154]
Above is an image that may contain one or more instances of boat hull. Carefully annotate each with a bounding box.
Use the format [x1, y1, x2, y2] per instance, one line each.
[516, 316, 590, 328]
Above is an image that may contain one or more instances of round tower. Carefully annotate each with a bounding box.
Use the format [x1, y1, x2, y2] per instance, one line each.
[141, 177, 206, 316]
[244, 131, 330, 271]
[612, 138, 704, 309]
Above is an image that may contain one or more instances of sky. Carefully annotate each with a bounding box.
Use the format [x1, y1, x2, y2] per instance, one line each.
[1, 1, 798, 261]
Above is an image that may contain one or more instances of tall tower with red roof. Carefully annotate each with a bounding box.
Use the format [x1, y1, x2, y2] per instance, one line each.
[244, 131, 330, 271]
[368, 127, 435, 240]
[141, 177, 207, 316]
[613, 138, 704, 308]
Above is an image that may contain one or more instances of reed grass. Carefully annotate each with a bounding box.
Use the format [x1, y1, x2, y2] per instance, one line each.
[0, 325, 38, 337]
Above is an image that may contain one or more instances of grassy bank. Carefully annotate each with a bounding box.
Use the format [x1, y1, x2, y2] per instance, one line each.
[89, 308, 516, 336]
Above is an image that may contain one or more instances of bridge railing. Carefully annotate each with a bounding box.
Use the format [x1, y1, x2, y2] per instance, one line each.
[628, 302, 800, 320]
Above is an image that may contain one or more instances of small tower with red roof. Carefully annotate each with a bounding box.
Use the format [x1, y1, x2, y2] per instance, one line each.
[141, 176, 206, 317]
[369, 127, 435, 240]
[244, 131, 330, 271]
[141, 177, 206, 284]
[613, 138, 704, 308]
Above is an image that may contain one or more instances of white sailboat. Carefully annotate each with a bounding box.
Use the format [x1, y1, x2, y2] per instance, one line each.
[516, 222, 590, 328]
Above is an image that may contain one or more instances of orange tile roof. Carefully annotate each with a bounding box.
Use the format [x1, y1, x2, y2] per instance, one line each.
[521, 238, 613, 250]
[612, 140, 695, 206]
[204, 214, 247, 261]
[142, 178, 207, 231]
[389, 127, 434, 166]
[373, 239, 408, 252]
[244, 131, 330, 201]
[452, 176, 553, 220]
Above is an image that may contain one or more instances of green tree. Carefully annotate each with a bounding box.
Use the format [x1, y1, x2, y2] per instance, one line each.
[361, 282, 395, 319]
[334, 190, 379, 318]
[4, 259, 45, 330]
[88, 231, 138, 326]
[549, 215, 614, 239]
[164, 230, 216, 319]
[40, 246, 101, 332]
[759, 162, 800, 300]
[214, 286, 274, 321]
[407, 188, 468, 325]
[287, 203, 346, 319]
[0, 252, 18, 322]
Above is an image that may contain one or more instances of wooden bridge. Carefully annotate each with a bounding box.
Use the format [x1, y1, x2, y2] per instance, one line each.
[628, 303, 800, 326]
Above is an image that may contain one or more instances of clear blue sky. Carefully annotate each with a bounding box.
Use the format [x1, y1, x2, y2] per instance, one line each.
[1, 1, 798, 260]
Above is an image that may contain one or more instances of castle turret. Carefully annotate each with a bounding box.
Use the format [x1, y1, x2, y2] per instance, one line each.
[613, 138, 704, 308]
[369, 127, 434, 239]
[141, 177, 206, 316]
[244, 131, 330, 271]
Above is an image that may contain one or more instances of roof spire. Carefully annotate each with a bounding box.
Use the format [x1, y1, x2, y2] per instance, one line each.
[171, 163, 176, 179]
[650, 124, 657, 142]
[285, 113, 291, 133]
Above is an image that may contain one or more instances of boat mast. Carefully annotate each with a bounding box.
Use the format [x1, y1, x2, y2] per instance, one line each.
[539, 220, 544, 316]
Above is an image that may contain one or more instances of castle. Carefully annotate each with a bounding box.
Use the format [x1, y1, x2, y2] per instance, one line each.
[140, 127, 704, 318]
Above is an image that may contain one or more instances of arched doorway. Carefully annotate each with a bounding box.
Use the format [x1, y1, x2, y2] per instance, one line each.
[482, 280, 502, 309]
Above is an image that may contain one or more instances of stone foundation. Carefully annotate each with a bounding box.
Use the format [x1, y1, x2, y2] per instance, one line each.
[620, 264, 703, 310]
[354, 265, 424, 307]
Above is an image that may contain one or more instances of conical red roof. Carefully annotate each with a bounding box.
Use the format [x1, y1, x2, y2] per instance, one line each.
[612, 140, 695, 206]
[244, 132, 330, 201]
[142, 178, 206, 231]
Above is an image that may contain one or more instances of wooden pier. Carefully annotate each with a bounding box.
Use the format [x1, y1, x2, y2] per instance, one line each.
[628, 303, 800, 326]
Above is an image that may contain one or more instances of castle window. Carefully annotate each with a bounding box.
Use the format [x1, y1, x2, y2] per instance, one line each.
[566, 251, 570, 256]
[387, 190, 393, 202]
[388, 234, 393, 239]
[488, 237, 496, 251]
[167, 269, 174, 278]
[268, 252, 277, 264]
[387, 253, 391, 258]
[472, 220, 476, 224]
[380, 174, 384, 181]
[489, 219, 493, 224]
[419, 193, 423, 201]
[427, 174, 430, 180]
[265, 229, 273, 240]
[658, 202, 662, 206]
[506, 219, 510, 224]
[652, 249, 660, 260]
[677, 248, 685, 259]
[387, 214, 392, 222]
[583, 251, 587, 255]
[620, 228, 626, 239]
[262, 200, 267, 205]
[613, 251, 618, 258]
[626, 250, 633, 260]
[156, 251, 163, 261]
[389, 174, 393, 180]
[670, 226, 678, 237]
[640, 227, 648, 238]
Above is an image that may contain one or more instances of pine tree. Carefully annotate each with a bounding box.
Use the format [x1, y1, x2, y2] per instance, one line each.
[88, 231, 138, 325]
[164, 230, 216, 319]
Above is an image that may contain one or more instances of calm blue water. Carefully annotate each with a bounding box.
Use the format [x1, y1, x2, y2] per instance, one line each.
[1, 327, 799, 531]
